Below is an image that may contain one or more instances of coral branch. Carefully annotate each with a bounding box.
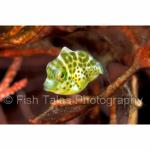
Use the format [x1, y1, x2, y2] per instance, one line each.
[51, 96, 90, 107]
[0, 78, 28, 102]
[128, 75, 142, 124]
[122, 27, 150, 68]
[101, 61, 138, 98]
[0, 26, 48, 48]
[30, 105, 92, 124]
[135, 46, 150, 68]
[0, 57, 22, 92]
[109, 98, 117, 124]
[100, 46, 150, 105]
[2, 26, 25, 37]
[7, 26, 44, 45]
[0, 48, 60, 57]
[121, 26, 140, 48]
[89, 105, 101, 122]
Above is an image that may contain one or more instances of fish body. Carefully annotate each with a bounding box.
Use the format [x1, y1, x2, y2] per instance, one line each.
[44, 47, 104, 95]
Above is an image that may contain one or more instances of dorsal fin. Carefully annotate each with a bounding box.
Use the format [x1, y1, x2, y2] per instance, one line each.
[60, 47, 73, 54]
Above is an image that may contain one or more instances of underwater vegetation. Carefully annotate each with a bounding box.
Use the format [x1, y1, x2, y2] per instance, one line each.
[0, 26, 150, 124]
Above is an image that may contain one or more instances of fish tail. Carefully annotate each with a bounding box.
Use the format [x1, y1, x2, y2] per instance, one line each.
[98, 63, 111, 83]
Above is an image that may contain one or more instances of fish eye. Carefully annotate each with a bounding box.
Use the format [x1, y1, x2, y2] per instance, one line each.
[56, 72, 66, 81]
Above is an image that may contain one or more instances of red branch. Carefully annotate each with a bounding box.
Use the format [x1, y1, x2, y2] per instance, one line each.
[0, 57, 22, 92]
[122, 26, 140, 48]
[0, 48, 60, 57]
[1, 26, 25, 38]
[0, 78, 28, 102]
[121, 27, 150, 68]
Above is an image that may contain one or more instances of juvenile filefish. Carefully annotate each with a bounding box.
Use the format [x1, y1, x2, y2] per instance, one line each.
[44, 47, 104, 95]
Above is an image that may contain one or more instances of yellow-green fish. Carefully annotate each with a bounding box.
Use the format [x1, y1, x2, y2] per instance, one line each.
[44, 47, 104, 95]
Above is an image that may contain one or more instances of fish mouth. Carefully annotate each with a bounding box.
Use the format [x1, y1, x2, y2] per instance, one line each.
[43, 81, 49, 92]
[43, 78, 55, 92]
[44, 84, 49, 92]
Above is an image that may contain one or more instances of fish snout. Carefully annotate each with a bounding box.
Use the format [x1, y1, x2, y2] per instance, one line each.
[43, 78, 55, 92]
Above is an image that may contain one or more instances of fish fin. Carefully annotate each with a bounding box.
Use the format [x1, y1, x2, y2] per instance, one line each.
[61, 47, 73, 54]
[99, 63, 111, 84]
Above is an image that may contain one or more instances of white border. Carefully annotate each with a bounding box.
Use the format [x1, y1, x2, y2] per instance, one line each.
[0, 0, 150, 25]
[0, 0, 149, 149]
[0, 125, 149, 150]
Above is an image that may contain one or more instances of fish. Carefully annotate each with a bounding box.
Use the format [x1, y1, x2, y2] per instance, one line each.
[44, 47, 104, 95]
